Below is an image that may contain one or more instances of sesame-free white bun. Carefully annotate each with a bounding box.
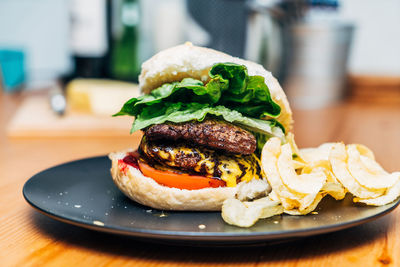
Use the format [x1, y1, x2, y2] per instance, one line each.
[139, 42, 292, 131]
[109, 151, 237, 211]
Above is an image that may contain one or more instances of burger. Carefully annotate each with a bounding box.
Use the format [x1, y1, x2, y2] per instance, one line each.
[109, 43, 292, 211]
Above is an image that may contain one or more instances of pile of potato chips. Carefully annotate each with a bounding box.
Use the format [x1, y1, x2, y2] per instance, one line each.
[222, 134, 400, 227]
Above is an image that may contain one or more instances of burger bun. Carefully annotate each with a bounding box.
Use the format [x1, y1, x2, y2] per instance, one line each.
[109, 150, 237, 211]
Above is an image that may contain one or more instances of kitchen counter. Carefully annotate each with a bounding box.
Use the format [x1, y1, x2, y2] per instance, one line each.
[1, 89, 399, 266]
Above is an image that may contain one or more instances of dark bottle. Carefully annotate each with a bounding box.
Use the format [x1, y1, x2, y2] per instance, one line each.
[110, 0, 140, 82]
[68, 0, 111, 79]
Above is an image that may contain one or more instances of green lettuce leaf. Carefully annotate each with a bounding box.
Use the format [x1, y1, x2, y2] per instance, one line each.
[210, 63, 281, 118]
[113, 77, 227, 117]
[115, 62, 281, 119]
[223, 75, 281, 118]
[114, 62, 284, 146]
[209, 62, 247, 94]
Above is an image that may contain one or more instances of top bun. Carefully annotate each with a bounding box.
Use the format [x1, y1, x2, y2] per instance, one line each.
[139, 42, 292, 131]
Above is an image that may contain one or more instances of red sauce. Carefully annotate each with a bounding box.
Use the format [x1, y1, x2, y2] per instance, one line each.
[122, 153, 139, 169]
[117, 151, 226, 188]
[118, 152, 139, 174]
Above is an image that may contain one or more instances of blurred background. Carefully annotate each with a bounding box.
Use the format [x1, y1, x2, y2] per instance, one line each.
[1, 0, 399, 137]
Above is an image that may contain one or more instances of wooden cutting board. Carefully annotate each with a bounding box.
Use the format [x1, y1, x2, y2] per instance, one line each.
[7, 95, 136, 137]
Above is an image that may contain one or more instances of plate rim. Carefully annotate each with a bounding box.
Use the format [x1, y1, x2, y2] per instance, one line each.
[22, 155, 400, 243]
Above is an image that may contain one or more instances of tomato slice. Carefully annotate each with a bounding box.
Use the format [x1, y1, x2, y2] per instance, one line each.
[138, 161, 226, 190]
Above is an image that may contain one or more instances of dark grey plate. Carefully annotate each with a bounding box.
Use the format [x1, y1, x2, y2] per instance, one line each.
[23, 156, 400, 245]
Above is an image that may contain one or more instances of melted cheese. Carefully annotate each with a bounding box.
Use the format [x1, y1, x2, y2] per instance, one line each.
[142, 141, 263, 187]
[217, 154, 262, 187]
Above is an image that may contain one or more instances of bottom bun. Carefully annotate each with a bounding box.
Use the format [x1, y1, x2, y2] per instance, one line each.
[109, 150, 237, 211]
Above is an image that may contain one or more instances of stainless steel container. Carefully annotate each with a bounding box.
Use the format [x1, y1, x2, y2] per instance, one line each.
[284, 21, 354, 109]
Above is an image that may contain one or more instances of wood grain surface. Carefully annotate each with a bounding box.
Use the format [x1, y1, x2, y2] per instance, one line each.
[6, 94, 134, 137]
[0, 90, 399, 267]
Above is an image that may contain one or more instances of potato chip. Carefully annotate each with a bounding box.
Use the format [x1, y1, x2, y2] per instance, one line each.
[221, 197, 283, 227]
[352, 144, 375, 160]
[321, 182, 346, 200]
[346, 145, 398, 189]
[254, 197, 284, 219]
[300, 143, 336, 163]
[284, 193, 325, 215]
[262, 138, 298, 209]
[286, 133, 305, 160]
[299, 148, 315, 162]
[278, 144, 326, 195]
[329, 143, 384, 199]
[262, 137, 327, 212]
[301, 160, 346, 200]
[292, 159, 306, 170]
[301, 160, 330, 174]
[296, 191, 323, 211]
[222, 199, 262, 227]
[268, 190, 279, 202]
[354, 173, 400, 206]
[222, 136, 400, 228]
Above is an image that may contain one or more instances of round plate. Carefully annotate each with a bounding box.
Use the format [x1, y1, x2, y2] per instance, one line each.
[23, 156, 400, 245]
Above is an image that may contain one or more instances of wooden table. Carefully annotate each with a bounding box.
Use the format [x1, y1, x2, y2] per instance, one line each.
[1, 89, 399, 267]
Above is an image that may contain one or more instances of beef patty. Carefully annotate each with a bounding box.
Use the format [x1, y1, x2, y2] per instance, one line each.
[139, 138, 262, 186]
[144, 119, 256, 155]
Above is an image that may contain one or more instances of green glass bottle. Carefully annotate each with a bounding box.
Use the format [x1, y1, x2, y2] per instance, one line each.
[111, 0, 140, 82]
